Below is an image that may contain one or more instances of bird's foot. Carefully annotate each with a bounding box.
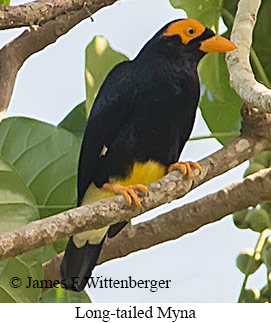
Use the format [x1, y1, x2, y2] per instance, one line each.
[167, 161, 201, 180]
[101, 183, 149, 207]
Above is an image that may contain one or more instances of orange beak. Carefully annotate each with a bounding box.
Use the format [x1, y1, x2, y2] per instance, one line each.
[199, 35, 237, 53]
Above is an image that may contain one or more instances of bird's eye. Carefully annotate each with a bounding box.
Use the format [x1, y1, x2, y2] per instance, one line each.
[187, 27, 196, 35]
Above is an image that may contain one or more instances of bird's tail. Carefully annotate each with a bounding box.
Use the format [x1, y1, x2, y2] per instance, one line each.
[60, 236, 105, 292]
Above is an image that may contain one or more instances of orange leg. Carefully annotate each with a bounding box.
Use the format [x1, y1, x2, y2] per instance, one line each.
[101, 183, 149, 207]
[167, 161, 201, 180]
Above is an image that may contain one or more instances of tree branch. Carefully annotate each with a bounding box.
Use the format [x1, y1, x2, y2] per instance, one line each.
[43, 166, 271, 281]
[98, 167, 271, 263]
[0, 0, 117, 119]
[226, 0, 271, 112]
[0, 135, 269, 261]
[0, 0, 117, 30]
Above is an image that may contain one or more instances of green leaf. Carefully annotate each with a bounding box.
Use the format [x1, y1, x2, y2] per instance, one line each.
[40, 285, 91, 303]
[0, 0, 10, 5]
[0, 157, 43, 302]
[0, 156, 38, 233]
[240, 288, 260, 303]
[53, 238, 68, 254]
[199, 52, 242, 145]
[61, 37, 129, 141]
[0, 117, 79, 257]
[221, 0, 238, 30]
[170, 0, 222, 32]
[245, 209, 271, 233]
[85, 36, 128, 115]
[236, 249, 262, 275]
[0, 117, 80, 218]
[260, 284, 271, 302]
[0, 250, 43, 303]
[58, 101, 88, 139]
[262, 236, 271, 272]
[233, 210, 249, 230]
[0, 118, 82, 302]
[250, 0, 271, 85]
[39, 245, 58, 264]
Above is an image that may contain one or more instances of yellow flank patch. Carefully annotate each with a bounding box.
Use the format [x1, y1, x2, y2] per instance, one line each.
[163, 18, 206, 44]
[117, 160, 166, 187]
[81, 160, 166, 205]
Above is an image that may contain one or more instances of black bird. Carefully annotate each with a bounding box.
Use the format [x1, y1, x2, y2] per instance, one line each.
[61, 18, 236, 292]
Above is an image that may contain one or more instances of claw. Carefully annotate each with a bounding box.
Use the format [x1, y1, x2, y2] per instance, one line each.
[101, 183, 149, 207]
[167, 161, 201, 180]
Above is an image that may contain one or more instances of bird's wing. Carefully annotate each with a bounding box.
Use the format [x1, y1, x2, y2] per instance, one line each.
[77, 61, 136, 205]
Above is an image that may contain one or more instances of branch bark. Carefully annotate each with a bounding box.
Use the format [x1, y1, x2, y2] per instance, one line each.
[226, 0, 271, 112]
[0, 0, 117, 30]
[0, 135, 269, 261]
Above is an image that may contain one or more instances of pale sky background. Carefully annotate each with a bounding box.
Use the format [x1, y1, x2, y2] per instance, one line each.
[0, 0, 264, 302]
